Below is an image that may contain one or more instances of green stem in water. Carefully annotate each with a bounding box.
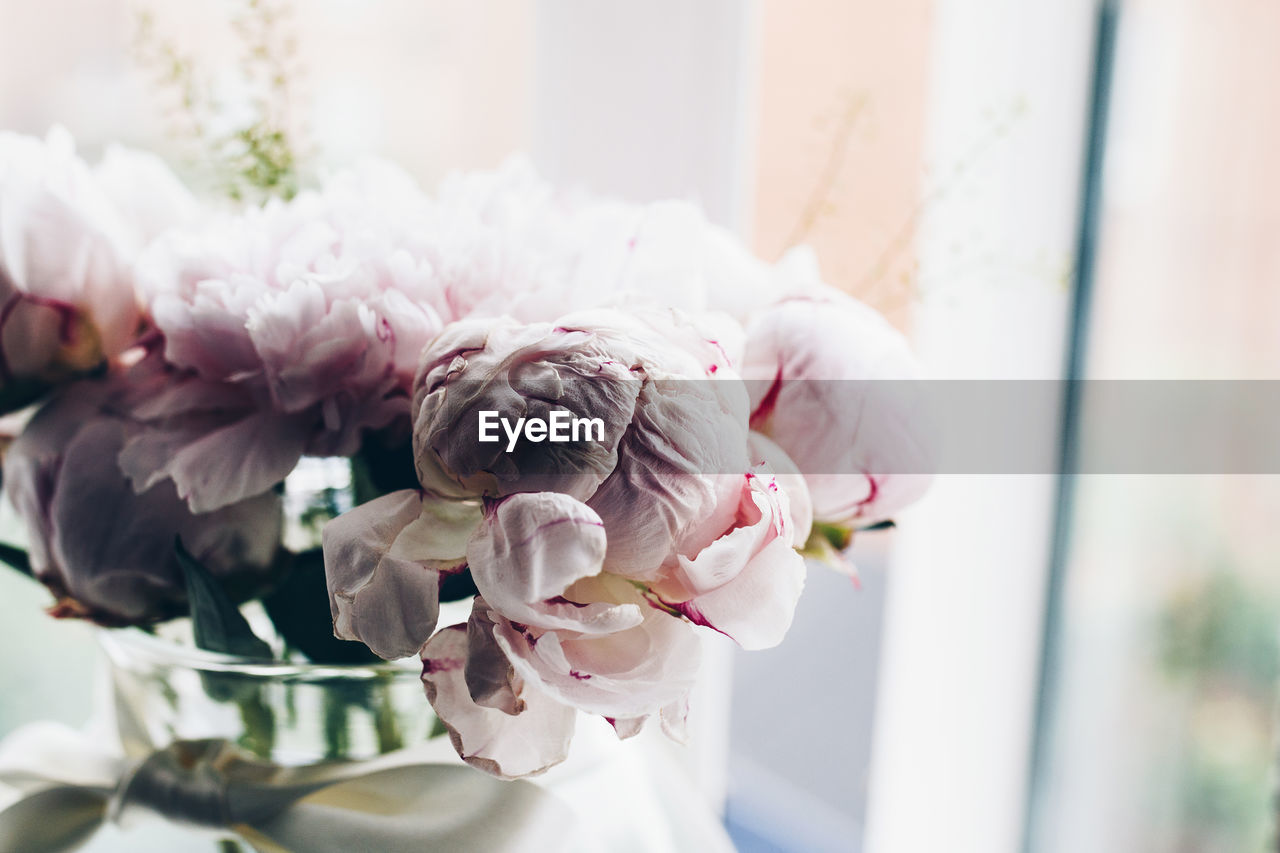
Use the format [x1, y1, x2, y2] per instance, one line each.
[373, 678, 404, 755]
[236, 688, 276, 760]
[322, 687, 351, 760]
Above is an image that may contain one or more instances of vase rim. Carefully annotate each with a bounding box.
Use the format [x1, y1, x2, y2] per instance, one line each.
[97, 626, 420, 682]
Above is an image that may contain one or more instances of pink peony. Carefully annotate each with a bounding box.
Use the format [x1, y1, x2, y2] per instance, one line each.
[324, 310, 809, 776]
[132, 162, 444, 511]
[0, 128, 196, 409]
[3, 362, 282, 626]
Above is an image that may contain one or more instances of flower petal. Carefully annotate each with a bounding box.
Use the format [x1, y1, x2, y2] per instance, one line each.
[421, 622, 576, 779]
[493, 594, 702, 720]
[323, 490, 464, 660]
[671, 537, 806, 651]
[467, 492, 642, 634]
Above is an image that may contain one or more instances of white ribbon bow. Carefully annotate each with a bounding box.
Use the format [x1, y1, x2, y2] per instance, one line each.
[0, 722, 572, 853]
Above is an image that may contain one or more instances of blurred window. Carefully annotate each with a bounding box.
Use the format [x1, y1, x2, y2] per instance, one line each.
[1029, 1, 1280, 851]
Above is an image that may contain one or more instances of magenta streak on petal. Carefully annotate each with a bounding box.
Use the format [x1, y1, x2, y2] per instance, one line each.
[708, 364, 718, 374]
[506, 516, 605, 550]
[422, 656, 464, 675]
[644, 590, 734, 641]
[509, 622, 538, 648]
[749, 368, 784, 431]
[545, 595, 590, 608]
[854, 474, 881, 514]
[569, 670, 592, 681]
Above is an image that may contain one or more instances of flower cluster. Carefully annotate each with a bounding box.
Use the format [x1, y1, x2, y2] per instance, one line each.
[0, 128, 928, 772]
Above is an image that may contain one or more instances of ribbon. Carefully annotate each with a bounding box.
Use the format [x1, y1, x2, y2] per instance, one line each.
[0, 722, 573, 853]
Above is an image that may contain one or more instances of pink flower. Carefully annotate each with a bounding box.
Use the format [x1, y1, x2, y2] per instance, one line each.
[742, 289, 932, 525]
[414, 159, 783, 327]
[0, 129, 196, 408]
[3, 365, 282, 626]
[132, 162, 444, 511]
[325, 310, 809, 777]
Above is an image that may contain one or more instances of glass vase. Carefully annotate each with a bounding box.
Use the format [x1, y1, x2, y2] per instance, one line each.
[82, 626, 436, 852]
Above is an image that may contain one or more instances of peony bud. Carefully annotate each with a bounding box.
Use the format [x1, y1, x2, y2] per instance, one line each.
[742, 291, 932, 524]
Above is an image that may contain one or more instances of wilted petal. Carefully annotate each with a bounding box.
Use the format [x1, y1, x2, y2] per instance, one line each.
[323, 490, 476, 659]
[421, 623, 576, 779]
[465, 603, 524, 715]
[467, 492, 642, 634]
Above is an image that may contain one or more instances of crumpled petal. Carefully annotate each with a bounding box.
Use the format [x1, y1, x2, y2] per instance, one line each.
[586, 379, 750, 580]
[411, 316, 640, 502]
[467, 492, 643, 635]
[323, 490, 479, 660]
[421, 621, 576, 779]
[465, 604, 525, 715]
[492, 582, 703, 720]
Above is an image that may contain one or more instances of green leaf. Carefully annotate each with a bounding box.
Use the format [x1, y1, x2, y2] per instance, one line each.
[176, 537, 272, 659]
[812, 520, 854, 552]
[0, 543, 33, 578]
[262, 549, 379, 665]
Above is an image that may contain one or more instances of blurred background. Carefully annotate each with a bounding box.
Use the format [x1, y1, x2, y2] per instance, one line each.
[0, 1, 1276, 852]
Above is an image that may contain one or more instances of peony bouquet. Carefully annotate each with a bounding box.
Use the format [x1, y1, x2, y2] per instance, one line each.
[0, 126, 928, 780]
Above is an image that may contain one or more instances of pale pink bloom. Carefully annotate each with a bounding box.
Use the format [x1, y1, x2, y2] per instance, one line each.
[419, 159, 781, 327]
[0, 129, 195, 404]
[2, 366, 281, 626]
[742, 286, 932, 525]
[133, 161, 444, 511]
